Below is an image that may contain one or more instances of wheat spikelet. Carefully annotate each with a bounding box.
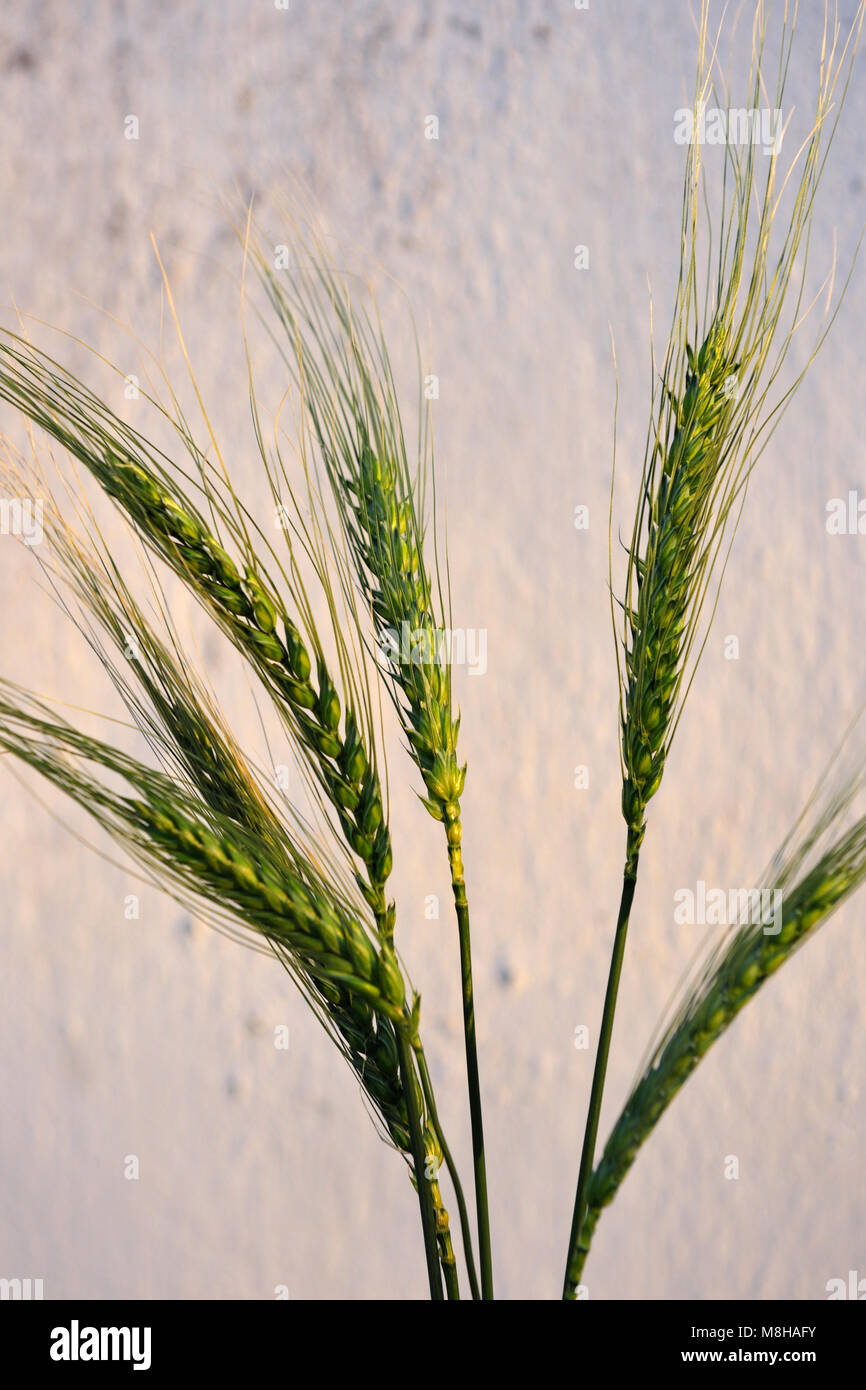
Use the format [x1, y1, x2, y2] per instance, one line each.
[0, 674, 465, 1273]
[564, 757, 866, 1293]
[244, 224, 465, 841]
[0, 336, 394, 920]
[240, 218, 494, 1294]
[0, 379, 465, 1292]
[563, 0, 866, 1299]
[0, 250, 485, 1286]
[0, 163, 484, 1291]
[0, 686, 396, 1019]
[616, 0, 864, 871]
[621, 325, 738, 870]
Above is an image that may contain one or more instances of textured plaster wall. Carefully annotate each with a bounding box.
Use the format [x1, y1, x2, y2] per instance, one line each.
[0, 0, 864, 1299]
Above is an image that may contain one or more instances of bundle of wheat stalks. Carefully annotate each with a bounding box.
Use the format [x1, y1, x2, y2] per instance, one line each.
[0, 1, 863, 1299]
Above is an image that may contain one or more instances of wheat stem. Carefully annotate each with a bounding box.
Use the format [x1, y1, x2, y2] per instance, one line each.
[568, 0, 866, 1300]
[244, 230, 495, 1297]
[566, 802, 866, 1288]
[447, 841, 493, 1299]
[562, 863, 638, 1299]
[416, 1043, 481, 1301]
[395, 1029, 443, 1299]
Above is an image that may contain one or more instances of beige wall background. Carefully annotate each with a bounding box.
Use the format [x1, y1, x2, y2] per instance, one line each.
[0, 0, 864, 1299]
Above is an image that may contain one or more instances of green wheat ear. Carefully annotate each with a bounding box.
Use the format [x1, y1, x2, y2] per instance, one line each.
[240, 213, 495, 1296]
[620, 325, 738, 870]
[564, 0, 866, 1301]
[0, 332, 395, 923]
[566, 739, 866, 1292]
[0, 291, 471, 1295]
[10, 482, 466, 1293]
[243, 222, 464, 832]
[616, 0, 864, 874]
[0, 675, 464, 1254]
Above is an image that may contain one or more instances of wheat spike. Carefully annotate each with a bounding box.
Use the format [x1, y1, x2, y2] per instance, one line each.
[565, 755, 866, 1294]
[564, 0, 866, 1299]
[617, 0, 864, 871]
[241, 219, 494, 1295]
[0, 336, 394, 920]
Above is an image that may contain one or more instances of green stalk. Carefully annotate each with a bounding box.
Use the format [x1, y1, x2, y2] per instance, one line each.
[396, 1029, 443, 1300]
[416, 1044, 481, 1301]
[562, 858, 638, 1299]
[438, 1237, 460, 1301]
[420, 1105, 460, 1300]
[567, 798, 866, 1288]
[448, 838, 493, 1300]
[245, 232, 497, 1295]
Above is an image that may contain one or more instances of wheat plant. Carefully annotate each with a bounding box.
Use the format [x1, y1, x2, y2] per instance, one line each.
[237, 220, 492, 1296]
[562, 0, 864, 1296]
[567, 736, 866, 1289]
[0, 0, 863, 1301]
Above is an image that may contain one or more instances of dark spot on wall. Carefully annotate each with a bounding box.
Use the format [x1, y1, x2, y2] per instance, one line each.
[105, 200, 128, 241]
[6, 47, 38, 74]
[363, 21, 394, 62]
[449, 17, 482, 40]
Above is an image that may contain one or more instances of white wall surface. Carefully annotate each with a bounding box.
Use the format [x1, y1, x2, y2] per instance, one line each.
[0, 0, 864, 1299]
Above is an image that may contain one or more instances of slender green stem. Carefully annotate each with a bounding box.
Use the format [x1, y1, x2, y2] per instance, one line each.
[447, 838, 494, 1300]
[396, 1029, 444, 1300]
[416, 1043, 482, 1301]
[423, 1143, 460, 1299]
[563, 857, 639, 1299]
[439, 1242, 460, 1300]
[424, 1160, 460, 1299]
[427, 1178, 460, 1300]
[566, 1203, 600, 1291]
[424, 1132, 460, 1300]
